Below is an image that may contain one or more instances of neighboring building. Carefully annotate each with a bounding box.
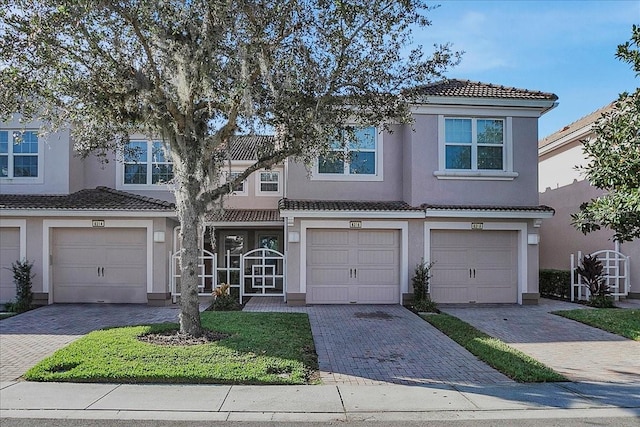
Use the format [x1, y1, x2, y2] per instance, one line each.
[538, 103, 639, 298]
[1, 79, 559, 306]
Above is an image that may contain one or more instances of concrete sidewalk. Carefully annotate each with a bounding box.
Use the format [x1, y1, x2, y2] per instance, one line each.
[1, 381, 639, 422]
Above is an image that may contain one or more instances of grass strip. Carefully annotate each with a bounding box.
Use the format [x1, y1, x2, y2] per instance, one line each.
[552, 308, 639, 341]
[422, 313, 566, 383]
[25, 311, 318, 384]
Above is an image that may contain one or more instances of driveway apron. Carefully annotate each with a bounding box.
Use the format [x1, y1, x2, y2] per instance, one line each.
[0, 304, 180, 382]
[442, 299, 640, 383]
[244, 299, 512, 385]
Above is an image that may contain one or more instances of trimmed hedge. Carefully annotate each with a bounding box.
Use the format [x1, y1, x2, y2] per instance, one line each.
[539, 269, 571, 300]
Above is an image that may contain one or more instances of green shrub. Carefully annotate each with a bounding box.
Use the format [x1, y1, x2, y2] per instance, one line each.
[7, 259, 34, 313]
[539, 269, 571, 300]
[210, 283, 242, 311]
[412, 258, 434, 303]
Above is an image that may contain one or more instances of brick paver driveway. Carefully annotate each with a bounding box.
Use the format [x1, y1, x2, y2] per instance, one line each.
[0, 304, 180, 382]
[442, 299, 640, 383]
[244, 299, 512, 385]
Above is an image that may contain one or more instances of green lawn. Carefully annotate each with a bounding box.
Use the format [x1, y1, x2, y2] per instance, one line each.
[552, 309, 640, 341]
[0, 312, 17, 320]
[25, 312, 318, 384]
[422, 313, 566, 383]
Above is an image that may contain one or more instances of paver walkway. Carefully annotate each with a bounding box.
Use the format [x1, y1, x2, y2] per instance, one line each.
[244, 298, 512, 386]
[442, 299, 640, 383]
[0, 304, 181, 382]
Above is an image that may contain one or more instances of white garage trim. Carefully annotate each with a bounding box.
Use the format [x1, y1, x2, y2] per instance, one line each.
[42, 219, 154, 304]
[424, 221, 527, 304]
[300, 220, 409, 301]
[0, 219, 27, 260]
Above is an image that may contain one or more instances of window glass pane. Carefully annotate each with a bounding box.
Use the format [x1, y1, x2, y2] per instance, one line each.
[151, 164, 173, 184]
[348, 127, 376, 150]
[13, 131, 38, 154]
[124, 141, 147, 163]
[318, 154, 344, 174]
[261, 182, 278, 192]
[477, 120, 503, 144]
[260, 171, 279, 192]
[259, 235, 279, 251]
[13, 156, 38, 177]
[229, 172, 245, 192]
[0, 131, 8, 154]
[477, 146, 503, 170]
[124, 164, 147, 184]
[349, 151, 375, 174]
[445, 119, 472, 144]
[151, 141, 170, 163]
[445, 145, 471, 169]
[0, 156, 8, 177]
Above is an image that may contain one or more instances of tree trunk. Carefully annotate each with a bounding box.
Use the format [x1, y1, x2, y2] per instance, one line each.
[174, 162, 204, 337]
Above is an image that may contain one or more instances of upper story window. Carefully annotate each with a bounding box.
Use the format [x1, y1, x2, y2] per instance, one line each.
[436, 116, 516, 180]
[226, 171, 247, 195]
[313, 126, 383, 181]
[0, 130, 39, 179]
[256, 170, 281, 195]
[123, 140, 173, 186]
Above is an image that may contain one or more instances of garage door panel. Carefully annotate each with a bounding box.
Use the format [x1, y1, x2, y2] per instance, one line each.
[357, 230, 397, 246]
[309, 249, 350, 265]
[357, 286, 398, 304]
[307, 229, 400, 304]
[309, 230, 349, 246]
[53, 228, 147, 304]
[309, 286, 350, 304]
[308, 267, 350, 285]
[430, 230, 518, 304]
[0, 228, 20, 303]
[356, 249, 396, 265]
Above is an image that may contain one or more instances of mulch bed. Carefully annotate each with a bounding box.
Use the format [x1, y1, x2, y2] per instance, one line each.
[138, 329, 230, 346]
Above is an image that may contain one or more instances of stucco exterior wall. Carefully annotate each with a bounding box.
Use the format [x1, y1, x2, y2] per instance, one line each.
[407, 115, 540, 207]
[286, 126, 404, 201]
[1, 117, 72, 195]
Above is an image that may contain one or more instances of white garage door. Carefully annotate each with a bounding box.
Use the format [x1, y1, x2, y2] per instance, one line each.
[307, 229, 400, 304]
[430, 230, 518, 304]
[0, 228, 20, 303]
[53, 228, 147, 303]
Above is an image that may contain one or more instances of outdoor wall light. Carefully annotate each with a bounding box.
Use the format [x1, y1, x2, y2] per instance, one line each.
[153, 231, 166, 243]
[288, 231, 300, 243]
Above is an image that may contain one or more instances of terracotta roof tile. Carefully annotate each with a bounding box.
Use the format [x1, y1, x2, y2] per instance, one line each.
[412, 79, 557, 101]
[539, 102, 615, 148]
[0, 187, 175, 211]
[205, 209, 281, 222]
[227, 135, 275, 161]
[279, 199, 422, 211]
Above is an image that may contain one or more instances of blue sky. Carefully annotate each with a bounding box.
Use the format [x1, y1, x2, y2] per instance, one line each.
[415, 0, 639, 138]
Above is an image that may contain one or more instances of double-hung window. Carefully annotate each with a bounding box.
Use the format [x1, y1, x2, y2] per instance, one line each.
[444, 118, 504, 170]
[227, 171, 247, 195]
[436, 116, 515, 180]
[316, 126, 381, 180]
[123, 140, 173, 186]
[256, 171, 280, 195]
[0, 130, 39, 179]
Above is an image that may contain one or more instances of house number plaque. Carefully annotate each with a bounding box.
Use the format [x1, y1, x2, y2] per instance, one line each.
[471, 222, 484, 230]
[92, 220, 105, 228]
[350, 221, 362, 229]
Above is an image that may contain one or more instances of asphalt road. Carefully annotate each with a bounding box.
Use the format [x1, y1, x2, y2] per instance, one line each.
[2, 418, 639, 427]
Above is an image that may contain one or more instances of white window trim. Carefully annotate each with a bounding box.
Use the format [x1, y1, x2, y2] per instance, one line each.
[255, 170, 282, 196]
[310, 127, 384, 182]
[225, 171, 248, 196]
[116, 140, 174, 191]
[435, 115, 516, 181]
[0, 130, 44, 184]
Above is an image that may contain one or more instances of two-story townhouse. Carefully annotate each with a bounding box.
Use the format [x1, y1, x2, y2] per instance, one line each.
[539, 103, 639, 299]
[0, 117, 284, 306]
[1, 79, 558, 307]
[282, 80, 558, 305]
